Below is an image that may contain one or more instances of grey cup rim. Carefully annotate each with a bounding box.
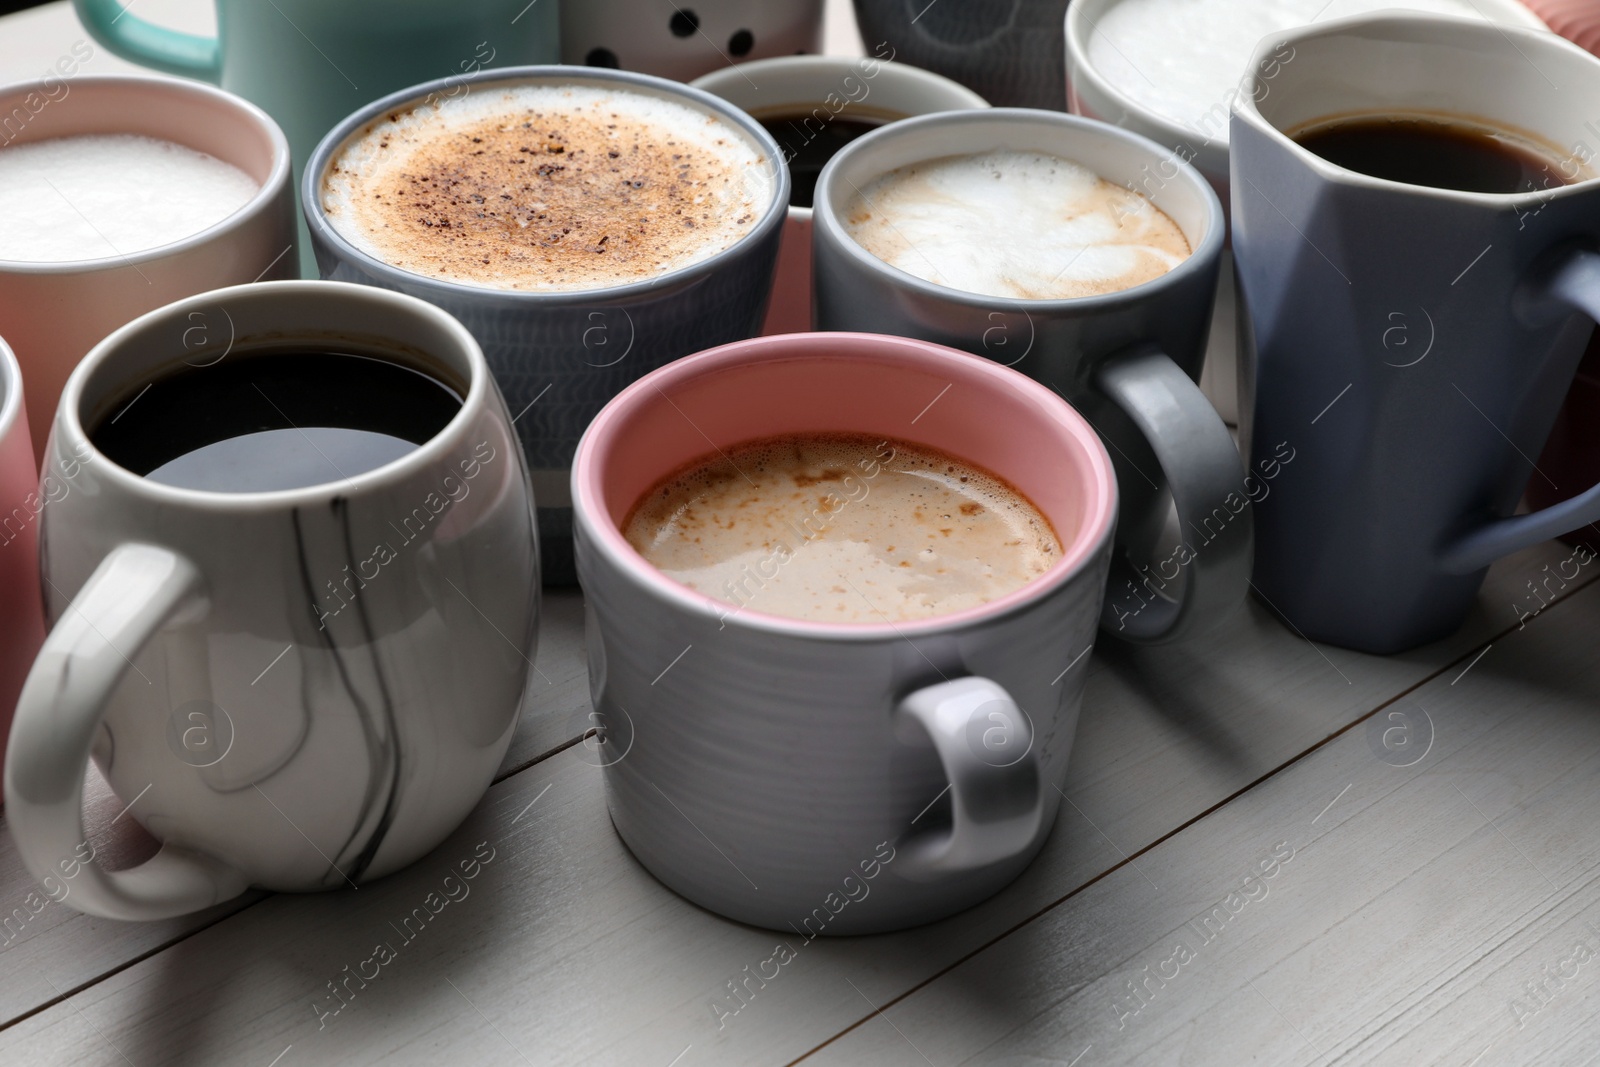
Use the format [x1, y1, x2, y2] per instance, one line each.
[812, 107, 1225, 315]
[302, 64, 792, 305]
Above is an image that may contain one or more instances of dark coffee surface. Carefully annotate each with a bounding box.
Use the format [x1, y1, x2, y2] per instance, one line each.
[759, 113, 886, 208]
[1293, 116, 1565, 194]
[91, 350, 462, 492]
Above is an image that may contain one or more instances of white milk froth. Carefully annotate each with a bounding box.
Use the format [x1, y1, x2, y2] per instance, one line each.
[1088, 0, 1482, 140]
[625, 434, 1063, 624]
[322, 84, 775, 292]
[0, 134, 257, 263]
[843, 150, 1191, 301]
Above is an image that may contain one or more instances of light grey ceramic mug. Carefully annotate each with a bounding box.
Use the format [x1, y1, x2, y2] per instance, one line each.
[304, 66, 790, 587]
[573, 331, 1117, 933]
[814, 109, 1249, 643]
[4, 281, 539, 920]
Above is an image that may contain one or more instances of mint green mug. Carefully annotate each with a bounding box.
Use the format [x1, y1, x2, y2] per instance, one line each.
[74, 0, 560, 275]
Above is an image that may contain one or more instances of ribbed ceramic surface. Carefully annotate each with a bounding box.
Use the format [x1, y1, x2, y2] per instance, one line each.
[311, 240, 780, 585]
[852, 0, 1070, 109]
[577, 518, 1111, 934]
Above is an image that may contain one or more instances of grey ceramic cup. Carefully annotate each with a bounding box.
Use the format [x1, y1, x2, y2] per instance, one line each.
[572, 331, 1117, 933]
[302, 66, 790, 585]
[814, 109, 1249, 643]
[1233, 14, 1600, 654]
[853, 0, 1070, 110]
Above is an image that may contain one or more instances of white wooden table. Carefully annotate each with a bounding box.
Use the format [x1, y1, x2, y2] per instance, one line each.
[4, 3, 1600, 1064]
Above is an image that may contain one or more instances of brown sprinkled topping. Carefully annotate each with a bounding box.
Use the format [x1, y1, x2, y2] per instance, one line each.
[331, 98, 764, 290]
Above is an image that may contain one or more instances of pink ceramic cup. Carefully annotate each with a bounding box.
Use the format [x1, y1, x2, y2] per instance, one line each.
[0, 74, 297, 458]
[0, 338, 45, 794]
[572, 331, 1117, 932]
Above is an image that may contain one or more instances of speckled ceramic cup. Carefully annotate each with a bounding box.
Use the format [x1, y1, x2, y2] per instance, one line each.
[573, 331, 1117, 933]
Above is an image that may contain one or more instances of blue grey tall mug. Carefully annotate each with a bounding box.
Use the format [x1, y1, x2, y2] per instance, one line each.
[1233, 14, 1600, 654]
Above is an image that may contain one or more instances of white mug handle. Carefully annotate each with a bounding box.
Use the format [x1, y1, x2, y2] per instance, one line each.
[893, 676, 1043, 879]
[4, 543, 250, 920]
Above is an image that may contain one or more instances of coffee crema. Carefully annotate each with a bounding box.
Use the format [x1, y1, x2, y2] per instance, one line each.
[322, 84, 776, 292]
[843, 150, 1191, 300]
[0, 133, 257, 263]
[624, 433, 1062, 624]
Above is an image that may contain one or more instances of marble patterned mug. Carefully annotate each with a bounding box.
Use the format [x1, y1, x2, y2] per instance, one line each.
[4, 281, 539, 920]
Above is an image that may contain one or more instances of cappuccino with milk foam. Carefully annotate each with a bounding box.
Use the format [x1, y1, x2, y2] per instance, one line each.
[625, 433, 1061, 624]
[323, 84, 776, 292]
[843, 150, 1190, 301]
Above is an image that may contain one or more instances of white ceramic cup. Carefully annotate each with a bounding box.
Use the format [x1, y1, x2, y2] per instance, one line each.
[4, 281, 539, 920]
[562, 0, 824, 81]
[1063, 0, 1547, 422]
[692, 54, 987, 335]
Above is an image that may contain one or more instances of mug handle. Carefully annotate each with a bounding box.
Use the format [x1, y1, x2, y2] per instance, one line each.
[4, 543, 250, 920]
[1094, 346, 1254, 643]
[1440, 248, 1600, 574]
[72, 0, 222, 82]
[892, 676, 1043, 879]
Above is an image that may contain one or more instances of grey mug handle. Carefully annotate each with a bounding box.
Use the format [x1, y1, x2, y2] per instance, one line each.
[1094, 347, 1253, 643]
[892, 676, 1043, 881]
[1440, 247, 1600, 574]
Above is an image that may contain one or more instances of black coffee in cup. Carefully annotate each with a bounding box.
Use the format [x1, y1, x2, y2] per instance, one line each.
[758, 112, 890, 208]
[1292, 114, 1572, 194]
[92, 349, 462, 492]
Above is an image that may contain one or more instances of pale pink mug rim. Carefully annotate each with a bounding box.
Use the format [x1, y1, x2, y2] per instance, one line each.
[0, 73, 291, 275]
[572, 331, 1118, 639]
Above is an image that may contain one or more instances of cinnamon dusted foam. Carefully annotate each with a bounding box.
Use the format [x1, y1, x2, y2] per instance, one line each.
[322, 84, 776, 292]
